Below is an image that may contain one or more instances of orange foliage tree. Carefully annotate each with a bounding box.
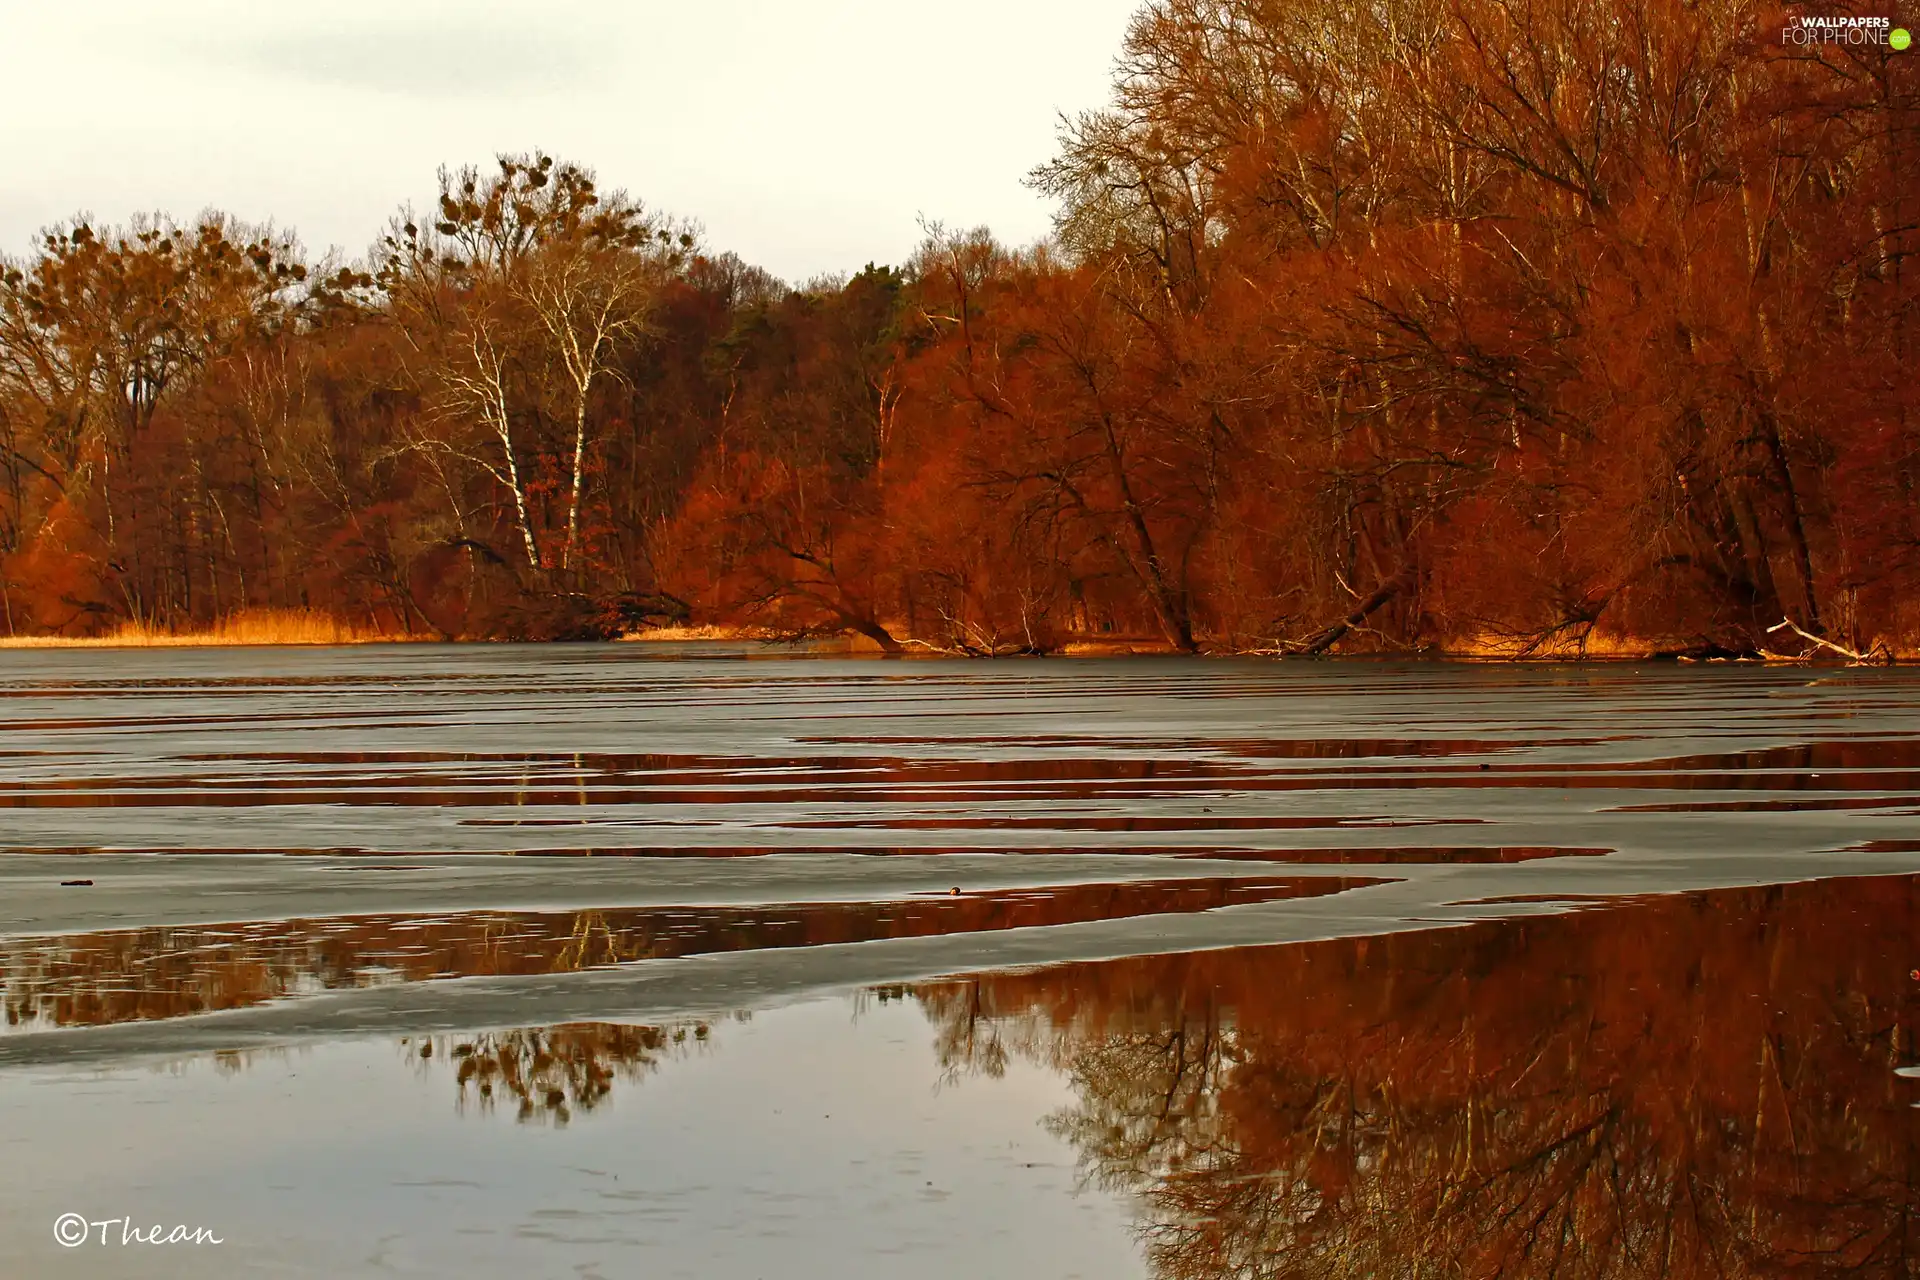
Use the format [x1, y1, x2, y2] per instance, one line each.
[0, 3, 1910, 650]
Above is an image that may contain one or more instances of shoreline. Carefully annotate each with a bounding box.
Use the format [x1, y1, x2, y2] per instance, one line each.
[0, 627, 1904, 664]
[0, 608, 1902, 663]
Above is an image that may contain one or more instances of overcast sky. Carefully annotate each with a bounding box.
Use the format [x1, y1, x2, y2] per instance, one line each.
[0, 0, 1138, 283]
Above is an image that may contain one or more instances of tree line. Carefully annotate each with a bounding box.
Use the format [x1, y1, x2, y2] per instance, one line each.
[1, 0, 1912, 653]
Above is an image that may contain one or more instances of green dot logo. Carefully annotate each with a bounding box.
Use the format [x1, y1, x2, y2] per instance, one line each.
[1894, 27, 1913, 50]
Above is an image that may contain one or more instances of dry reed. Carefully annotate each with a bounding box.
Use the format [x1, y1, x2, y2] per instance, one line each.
[0, 609, 401, 648]
[620, 624, 771, 642]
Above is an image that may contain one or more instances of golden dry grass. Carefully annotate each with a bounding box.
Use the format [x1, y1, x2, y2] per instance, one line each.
[1, 613, 1905, 659]
[619, 624, 772, 642]
[1060, 639, 1182, 656]
[1448, 629, 1653, 660]
[0, 609, 402, 648]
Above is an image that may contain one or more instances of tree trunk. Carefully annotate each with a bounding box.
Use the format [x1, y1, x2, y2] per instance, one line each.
[564, 397, 587, 576]
[1299, 563, 1417, 654]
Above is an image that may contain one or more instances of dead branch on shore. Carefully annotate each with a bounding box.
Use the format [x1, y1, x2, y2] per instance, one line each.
[1764, 619, 1894, 665]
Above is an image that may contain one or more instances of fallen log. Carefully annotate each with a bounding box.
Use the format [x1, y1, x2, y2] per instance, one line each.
[1765, 618, 1893, 664]
[1296, 564, 1418, 655]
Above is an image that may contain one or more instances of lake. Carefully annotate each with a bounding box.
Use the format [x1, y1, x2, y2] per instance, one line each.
[2, 645, 1918, 1277]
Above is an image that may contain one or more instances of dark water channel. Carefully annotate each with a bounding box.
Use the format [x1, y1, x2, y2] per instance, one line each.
[2, 645, 1918, 1277]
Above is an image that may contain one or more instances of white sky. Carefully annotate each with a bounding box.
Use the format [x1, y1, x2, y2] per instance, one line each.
[0, 0, 1138, 283]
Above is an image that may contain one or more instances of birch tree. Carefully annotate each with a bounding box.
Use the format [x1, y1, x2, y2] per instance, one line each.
[381, 152, 685, 582]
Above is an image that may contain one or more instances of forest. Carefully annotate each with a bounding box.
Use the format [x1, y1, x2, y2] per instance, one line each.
[0, 0, 1912, 655]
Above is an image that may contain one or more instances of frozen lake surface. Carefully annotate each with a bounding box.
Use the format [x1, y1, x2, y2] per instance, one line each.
[2, 645, 1918, 1275]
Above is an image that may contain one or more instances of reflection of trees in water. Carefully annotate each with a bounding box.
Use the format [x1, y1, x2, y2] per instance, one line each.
[405, 1018, 728, 1126]
[2, 880, 1326, 1031]
[916, 877, 1919, 1277]
[0, 912, 641, 1030]
[882, 981, 1013, 1082]
[42, 1017, 729, 1127]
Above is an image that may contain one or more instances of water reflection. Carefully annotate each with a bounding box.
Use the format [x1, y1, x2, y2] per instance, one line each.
[1168, 844, 1611, 863]
[9, 740, 1920, 810]
[4, 874, 1916, 1276]
[912, 875, 1920, 1277]
[8, 731, 1915, 863]
[0, 875, 1372, 1031]
[408, 1021, 719, 1126]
